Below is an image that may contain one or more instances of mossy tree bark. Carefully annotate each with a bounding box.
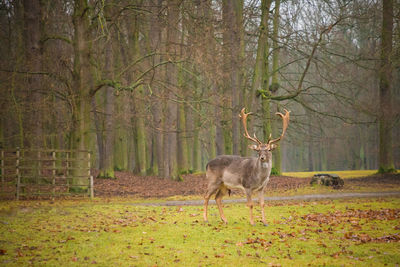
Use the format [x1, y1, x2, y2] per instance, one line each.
[251, 0, 272, 146]
[135, 86, 148, 176]
[70, 0, 94, 190]
[271, 0, 282, 174]
[176, 18, 189, 174]
[98, 31, 115, 178]
[145, 0, 163, 176]
[192, 110, 202, 172]
[378, 0, 395, 173]
[163, 0, 180, 179]
[222, 0, 244, 155]
[23, 0, 43, 148]
[260, 0, 273, 143]
[130, 5, 147, 176]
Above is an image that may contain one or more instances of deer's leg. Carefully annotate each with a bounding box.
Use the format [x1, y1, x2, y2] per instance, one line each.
[215, 186, 228, 224]
[245, 189, 255, 225]
[203, 181, 220, 222]
[259, 189, 268, 226]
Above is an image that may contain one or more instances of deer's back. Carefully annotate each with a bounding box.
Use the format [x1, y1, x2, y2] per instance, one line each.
[206, 155, 241, 170]
[206, 155, 254, 177]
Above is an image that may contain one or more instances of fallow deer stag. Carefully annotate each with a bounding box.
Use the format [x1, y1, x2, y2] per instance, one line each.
[203, 108, 290, 225]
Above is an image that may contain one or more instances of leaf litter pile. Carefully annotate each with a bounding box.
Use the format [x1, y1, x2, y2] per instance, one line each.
[93, 171, 312, 198]
[93, 171, 400, 198]
[1, 197, 400, 266]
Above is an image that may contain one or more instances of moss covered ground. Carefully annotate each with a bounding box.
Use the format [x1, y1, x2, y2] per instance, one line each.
[1, 197, 400, 266]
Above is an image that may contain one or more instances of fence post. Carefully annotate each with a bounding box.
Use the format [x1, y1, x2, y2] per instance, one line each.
[88, 152, 91, 198]
[66, 151, 70, 191]
[90, 175, 94, 199]
[52, 151, 56, 198]
[37, 150, 41, 184]
[16, 148, 20, 200]
[87, 152, 91, 176]
[1, 150, 4, 193]
[1, 150, 4, 183]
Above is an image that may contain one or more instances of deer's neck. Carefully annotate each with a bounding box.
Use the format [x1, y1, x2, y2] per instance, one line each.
[256, 158, 272, 178]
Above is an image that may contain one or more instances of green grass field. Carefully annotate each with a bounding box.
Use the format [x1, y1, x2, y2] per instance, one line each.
[283, 170, 377, 178]
[1, 197, 400, 266]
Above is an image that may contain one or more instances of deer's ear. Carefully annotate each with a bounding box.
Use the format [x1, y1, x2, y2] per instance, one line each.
[269, 144, 278, 151]
[248, 144, 259, 150]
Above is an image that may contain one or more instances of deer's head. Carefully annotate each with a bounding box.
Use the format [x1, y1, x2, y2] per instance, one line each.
[239, 108, 290, 162]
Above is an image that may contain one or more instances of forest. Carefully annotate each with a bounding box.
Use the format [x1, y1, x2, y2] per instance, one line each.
[0, 0, 399, 180]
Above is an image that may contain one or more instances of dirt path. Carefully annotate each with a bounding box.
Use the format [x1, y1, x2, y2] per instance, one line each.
[135, 191, 400, 206]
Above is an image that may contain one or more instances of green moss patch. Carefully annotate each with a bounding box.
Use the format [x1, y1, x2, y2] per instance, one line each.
[1, 198, 400, 266]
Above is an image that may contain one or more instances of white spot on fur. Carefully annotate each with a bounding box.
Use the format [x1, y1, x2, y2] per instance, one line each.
[222, 171, 245, 191]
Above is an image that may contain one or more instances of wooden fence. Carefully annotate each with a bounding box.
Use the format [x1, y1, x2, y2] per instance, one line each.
[0, 149, 94, 200]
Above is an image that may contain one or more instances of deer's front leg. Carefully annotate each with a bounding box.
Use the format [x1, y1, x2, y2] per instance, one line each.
[245, 189, 255, 225]
[259, 188, 268, 226]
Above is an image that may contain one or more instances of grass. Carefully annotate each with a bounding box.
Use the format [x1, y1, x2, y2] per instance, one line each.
[1, 197, 400, 266]
[283, 170, 378, 179]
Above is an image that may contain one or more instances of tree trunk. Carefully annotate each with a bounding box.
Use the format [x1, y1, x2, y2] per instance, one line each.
[145, 0, 163, 176]
[222, 0, 244, 155]
[177, 18, 189, 174]
[130, 4, 147, 176]
[192, 109, 202, 172]
[135, 87, 148, 176]
[113, 93, 129, 171]
[163, 0, 180, 179]
[251, 0, 272, 144]
[378, 0, 395, 173]
[92, 95, 104, 170]
[70, 0, 94, 190]
[198, 0, 221, 158]
[98, 35, 115, 178]
[177, 101, 189, 173]
[23, 0, 43, 148]
[271, 0, 281, 173]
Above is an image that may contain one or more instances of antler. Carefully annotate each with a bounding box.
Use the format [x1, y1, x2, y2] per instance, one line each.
[239, 108, 262, 145]
[268, 109, 290, 145]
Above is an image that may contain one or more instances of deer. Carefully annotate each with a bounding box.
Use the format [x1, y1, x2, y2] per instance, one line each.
[203, 108, 290, 226]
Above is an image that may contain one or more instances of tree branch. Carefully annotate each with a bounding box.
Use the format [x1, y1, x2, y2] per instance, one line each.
[264, 19, 342, 101]
[41, 35, 73, 45]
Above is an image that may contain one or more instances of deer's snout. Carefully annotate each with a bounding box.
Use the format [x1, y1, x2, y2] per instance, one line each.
[260, 154, 267, 161]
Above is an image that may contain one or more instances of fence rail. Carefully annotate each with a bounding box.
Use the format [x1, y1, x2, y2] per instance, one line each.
[0, 148, 94, 200]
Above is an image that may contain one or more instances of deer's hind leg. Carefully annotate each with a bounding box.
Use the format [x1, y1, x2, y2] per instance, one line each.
[203, 178, 221, 223]
[215, 185, 228, 224]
